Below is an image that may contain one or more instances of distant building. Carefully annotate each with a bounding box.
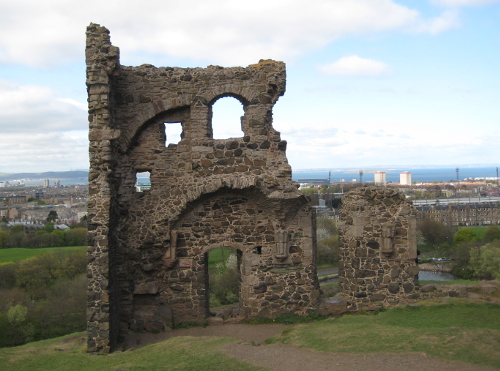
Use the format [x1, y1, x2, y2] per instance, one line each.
[44, 179, 50, 188]
[374, 171, 387, 186]
[416, 202, 500, 226]
[400, 171, 412, 185]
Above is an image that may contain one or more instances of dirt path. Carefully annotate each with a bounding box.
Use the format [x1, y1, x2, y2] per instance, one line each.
[224, 342, 497, 371]
[125, 324, 497, 371]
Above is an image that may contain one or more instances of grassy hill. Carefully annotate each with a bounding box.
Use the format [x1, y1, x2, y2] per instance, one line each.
[1, 299, 499, 370]
[0, 246, 86, 263]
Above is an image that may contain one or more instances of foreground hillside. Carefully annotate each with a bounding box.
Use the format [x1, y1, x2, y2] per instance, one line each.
[1, 299, 499, 371]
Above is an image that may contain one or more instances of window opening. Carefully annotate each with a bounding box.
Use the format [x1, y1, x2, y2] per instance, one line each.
[206, 246, 241, 314]
[164, 122, 182, 146]
[135, 171, 151, 192]
[211, 97, 244, 139]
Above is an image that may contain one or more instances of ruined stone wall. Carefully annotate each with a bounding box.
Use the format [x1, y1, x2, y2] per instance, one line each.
[86, 24, 318, 353]
[338, 186, 420, 311]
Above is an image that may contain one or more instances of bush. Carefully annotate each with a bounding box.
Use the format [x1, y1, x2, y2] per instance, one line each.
[451, 242, 478, 279]
[209, 254, 239, 308]
[316, 218, 339, 265]
[483, 225, 500, 243]
[453, 228, 478, 246]
[469, 240, 500, 280]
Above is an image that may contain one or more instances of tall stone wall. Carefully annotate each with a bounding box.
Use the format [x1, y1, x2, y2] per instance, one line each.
[86, 24, 318, 353]
[338, 186, 420, 311]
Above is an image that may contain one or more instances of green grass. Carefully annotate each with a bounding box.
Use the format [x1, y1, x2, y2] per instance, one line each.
[2, 301, 500, 369]
[0, 333, 266, 371]
[465, 226, 488, 240]
[0, 246, 86, 263]
[271, 300, 500, 368]
[207, 247, 236, 269]
[316, 263, 337, 271]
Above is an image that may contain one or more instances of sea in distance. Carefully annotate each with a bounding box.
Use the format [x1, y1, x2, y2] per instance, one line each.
[292, 167, 500, 184]
[10, 166, 499, 186]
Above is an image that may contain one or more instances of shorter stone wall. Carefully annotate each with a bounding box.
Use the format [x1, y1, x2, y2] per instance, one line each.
[338, 186, 419, 311]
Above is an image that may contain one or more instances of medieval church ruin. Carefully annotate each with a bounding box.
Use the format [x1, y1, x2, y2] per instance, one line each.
[86, 24, 320, 353]
[86, 24, 421, 353]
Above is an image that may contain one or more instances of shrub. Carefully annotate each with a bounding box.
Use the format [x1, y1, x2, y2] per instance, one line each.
[469, 240, 500, 280]
[454, 228, 478, 246]
[483, 225, 500, 243]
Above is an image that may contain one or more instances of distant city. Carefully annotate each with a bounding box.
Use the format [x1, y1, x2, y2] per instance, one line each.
[1, 165, 500, 229]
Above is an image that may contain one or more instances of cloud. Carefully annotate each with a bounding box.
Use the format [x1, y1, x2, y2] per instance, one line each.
[0, 0, 460, 68]
[410, 10, 460, 34]
[431, 0, 500, 7]
[0, 131, 89, 173]
[0, 80, 87, 133]
[319, 56, 392, 77]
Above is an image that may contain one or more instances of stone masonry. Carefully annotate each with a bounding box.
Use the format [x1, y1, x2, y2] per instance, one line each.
[86, 24, 319, 353]
[338, 186, 420, 311]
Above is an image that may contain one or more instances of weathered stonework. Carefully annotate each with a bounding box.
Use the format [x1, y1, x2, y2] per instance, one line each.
[338, 186, 420, 311]
[86, 24, 318, 353]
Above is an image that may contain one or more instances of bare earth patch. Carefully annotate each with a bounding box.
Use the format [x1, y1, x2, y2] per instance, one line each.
[223, 342, 498, 371]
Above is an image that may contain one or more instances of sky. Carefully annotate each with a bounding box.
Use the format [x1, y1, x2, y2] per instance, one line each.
[1, 0, 499, 173]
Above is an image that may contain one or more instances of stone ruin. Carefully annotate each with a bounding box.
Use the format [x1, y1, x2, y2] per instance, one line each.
[338, 186, 420, 311]
[86, 24, 319, 353]
[85, 23, 425, 354]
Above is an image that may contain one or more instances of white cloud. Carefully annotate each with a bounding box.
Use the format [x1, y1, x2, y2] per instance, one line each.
[410, 10, 460, 34]
[0, 80, 86, 133]
[431, 0, 500, 7]
[0, 0, 460, 68]
[319, 55, 392, 77]
[0, 131, 89, 173]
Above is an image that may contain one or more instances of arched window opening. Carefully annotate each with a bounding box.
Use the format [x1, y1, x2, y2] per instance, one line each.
[211, 97, 245, 139]
[135, 171, 151, 192]
[206, 246, 241, 315]
[164, 122, 182, 146]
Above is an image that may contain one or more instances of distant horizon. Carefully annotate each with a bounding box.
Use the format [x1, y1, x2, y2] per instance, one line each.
[1, 164, 499, 181]
[1, 163, 500, 176]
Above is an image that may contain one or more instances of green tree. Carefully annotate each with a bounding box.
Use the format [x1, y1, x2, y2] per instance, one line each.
[469, 241, 500, 280]
[300, 187, 318, 196]
[0, 231, 10, 248]
[482, 225, 500, 243]
[453, 228, 478, 246]
[44, 222, 54, 233]
[417, 218, 454, 246]
[10, 224, 25, 234]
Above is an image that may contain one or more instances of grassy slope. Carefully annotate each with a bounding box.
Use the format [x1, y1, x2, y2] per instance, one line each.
[0, 246, 86, 263]
[468, 226, 488, 240]
[0, 334, 265, 371]
[2, 300, 499, 370]
[271, 300, 500, 369]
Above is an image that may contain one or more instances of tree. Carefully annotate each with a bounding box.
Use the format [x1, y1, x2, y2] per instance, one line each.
[46, 210, 58, 223]
[44, 222, 54, 233]
[0, 231, 10, 248]
[10, 225, 25, 234]
[469, 240, 500, 280]
[482, 225, 500, 243]
[453, 228, 478, 246]
[417, 218, 454, 246]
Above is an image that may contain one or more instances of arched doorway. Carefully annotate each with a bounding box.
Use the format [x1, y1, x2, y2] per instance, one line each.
[204, 245, 243, 317]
